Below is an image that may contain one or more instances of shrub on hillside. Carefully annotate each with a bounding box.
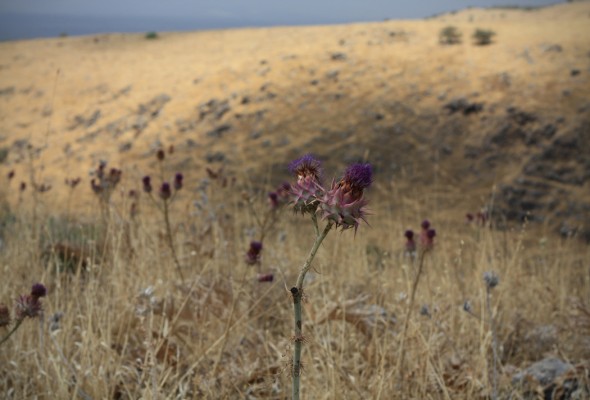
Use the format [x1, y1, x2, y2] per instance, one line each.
[145, 31, 158, 40]
[439, 26, 462, 45]
[473, 29, 496, 45]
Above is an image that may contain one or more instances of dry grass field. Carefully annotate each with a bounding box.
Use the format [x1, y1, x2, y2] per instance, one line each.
[1, 2, 589, 399]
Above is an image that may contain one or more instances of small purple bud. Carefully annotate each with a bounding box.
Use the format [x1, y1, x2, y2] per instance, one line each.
[31, 283, 47, 298]
[245, 241, 263, 265]
[421, 220, 431, 230]
[257, 273, 274, 283]
[427, 229, 436, 239]
[174, 173, 183, 190]
[404, 230, 414, 240]
[159, 182, 172, 200]
[142, 176, 152, 193]
[268, 192, 279, 209]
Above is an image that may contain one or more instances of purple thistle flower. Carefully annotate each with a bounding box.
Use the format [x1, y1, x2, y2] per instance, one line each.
[420, 227, 436, 248]
[159, 182, 172, 200]
[339, 163, 372, 200]
[245, 241, 263, 265]
[404, 230, 416, 254]
[288, 154, 322, 182]
[142, 176, 152, 193]
[31, 283, 47, 299]
[268, 192, 279, 209]
[174, 173, 183, 191]
[257, 273, 274, 283]
[421, 220, 431, 230]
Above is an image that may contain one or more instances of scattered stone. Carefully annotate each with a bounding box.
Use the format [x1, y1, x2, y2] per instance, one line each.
[68, 110, 101, 130]
[310, 79, 319, 86]
[325, 70, 339, 80]
[249, 131, 262, 140]
[199, 98, 229, 120]
[206, 124, 232, 138]
[512, 358, 577, 399]
[444, 98, 484, 115]
[507, 107, 536, 126]
[541, 43, 563, 53]
[0, 86, 15, 96]
[119, 142, 132, 153]
[570, 69, 580, 77]
[330, 52, 347, 61]
[205, 151, 225, 163]
[137, 93, 171, 116]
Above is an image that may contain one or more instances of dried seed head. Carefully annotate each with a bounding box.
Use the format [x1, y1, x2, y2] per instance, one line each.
[15, 295, 43, 319]
[156, 149, 165, 161]
[463, 300, 472, 313]
[483, 271, 499, 289]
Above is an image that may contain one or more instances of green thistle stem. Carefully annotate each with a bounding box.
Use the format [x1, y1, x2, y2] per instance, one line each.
[163, 198, 185, 283]
[292, 221, 332, 400]
[0, 317, 25, 347]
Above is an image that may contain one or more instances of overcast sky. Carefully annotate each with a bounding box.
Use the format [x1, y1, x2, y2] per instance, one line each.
[0, 0, 563, 40]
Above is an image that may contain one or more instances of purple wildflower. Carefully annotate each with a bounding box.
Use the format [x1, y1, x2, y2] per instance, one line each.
[268, 192, 279, 209]
[319, 163, 372, 232]
[159, 182, 172, 200]
[31, 283, 47, 299]
[288, 154, 322, 182]
[174, 173, 183, 191]
[245, 241, 263, 265]
[257, 273, 274, 283]
[421, 220, 431, 230]
[404, 230, 416, 254]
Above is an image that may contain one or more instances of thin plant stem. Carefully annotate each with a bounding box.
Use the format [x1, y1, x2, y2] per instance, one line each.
[486, 286, 498, 400]
[163, 198, 185, 283]
[0, 317, 25, 346]
[291, 221, 333, 400]
[397, 247, 428, 389]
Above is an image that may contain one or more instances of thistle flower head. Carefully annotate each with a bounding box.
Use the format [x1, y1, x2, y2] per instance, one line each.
[174, 173, 183, 191]
[159, 182, 172, 200]
[404, 229, 416, 253]
[31, 283, 47, 299]
[289, 154, 322, 183]
[268, 192, 279, 209]
[421, 220, 431, 230]
[156, 149, 165, 161]
[338, 163, 372, 201]
[319, 163, 372, 232]
[257, 273, 274, 283]
[483, 271, 499, 289]
[245, 241, 263, 265]
[142, 176, 152, 193]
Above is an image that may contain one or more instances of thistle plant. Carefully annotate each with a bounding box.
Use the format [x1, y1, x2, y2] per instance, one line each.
[0, 283, 47, 346]
[141, 148, 186, 282]
[90, 161, 122, 220]
[397, 220, 436, 388]
[286, 155, 372, 400]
